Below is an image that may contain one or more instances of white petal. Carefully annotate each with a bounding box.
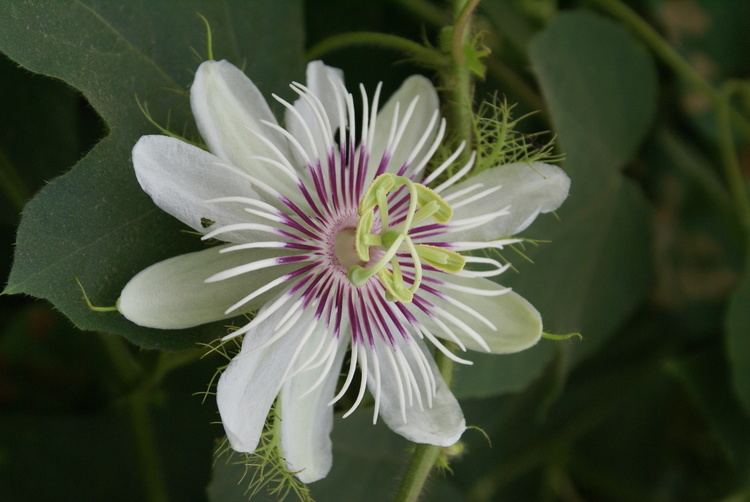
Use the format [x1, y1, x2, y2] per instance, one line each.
[442, 162, 570, 241]
[285, 61, 345, 167]
[369, 75, 439, 175]
[118, 245, 293, 329]
[373, 339, 465, 446]
[280, 329, 348, 483]
[133, 135, 270, 241]
[217, 301, 312, 453]
[424, 275, 543, 354]
[191, 60, 297, 192]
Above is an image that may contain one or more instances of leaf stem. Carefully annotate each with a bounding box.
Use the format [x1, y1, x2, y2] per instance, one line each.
[306, 32, 448, 68]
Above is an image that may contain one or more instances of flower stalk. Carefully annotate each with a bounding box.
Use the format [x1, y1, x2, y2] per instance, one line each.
[395, 1, 482, 500]
[306, 32, 448, 68]
[394, 343, 456, 502]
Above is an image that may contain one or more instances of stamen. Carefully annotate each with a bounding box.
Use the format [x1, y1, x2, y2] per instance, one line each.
[349, 173, 464, 300]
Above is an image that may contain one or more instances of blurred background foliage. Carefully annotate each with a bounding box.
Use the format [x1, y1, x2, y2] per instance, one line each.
[1, 0, 750, 501]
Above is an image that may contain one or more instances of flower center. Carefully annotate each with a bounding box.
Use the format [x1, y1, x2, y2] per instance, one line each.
[347, 174, 466, 303]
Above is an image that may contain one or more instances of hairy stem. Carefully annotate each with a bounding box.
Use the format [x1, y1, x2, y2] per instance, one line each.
[306, 32, 448, 68]
[396, 6, 480, 500]
[444, 0, 480, 154]
[394, 349, 455, 502]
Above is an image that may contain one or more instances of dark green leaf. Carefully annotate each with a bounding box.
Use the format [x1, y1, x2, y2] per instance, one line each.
[667, 350, 750, 478]
[513, 11, 656, 363]
[0, 0, 304, 349]
[453, 341, 556, 399]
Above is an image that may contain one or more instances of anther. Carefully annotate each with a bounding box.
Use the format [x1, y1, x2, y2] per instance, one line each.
[348, 174, 462, 300]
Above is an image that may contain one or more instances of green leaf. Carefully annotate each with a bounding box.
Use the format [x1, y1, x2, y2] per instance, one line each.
[453, 10, 657, 399]
[453, 341, 556, 399]
[727, 252, 750, 416]
[667, 349, 750, 480]
[511, 11, 656, 362]
[0, 0, 304, 349]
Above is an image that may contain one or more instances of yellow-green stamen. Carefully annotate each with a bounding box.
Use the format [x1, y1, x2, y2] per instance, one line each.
[349, 174, 465, 300]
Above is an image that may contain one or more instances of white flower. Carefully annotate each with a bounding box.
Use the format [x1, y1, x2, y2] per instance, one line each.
[118, 60, 570, 483]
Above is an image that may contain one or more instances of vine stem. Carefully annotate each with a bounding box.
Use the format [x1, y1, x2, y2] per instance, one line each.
[395, 1, 480, 500]
[445, 0, 480, 155]
[587, 0, 750, 140]
[98, 334, 170, 502]
[306, 32, 448, 68]
[589, 0, 750, 233]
